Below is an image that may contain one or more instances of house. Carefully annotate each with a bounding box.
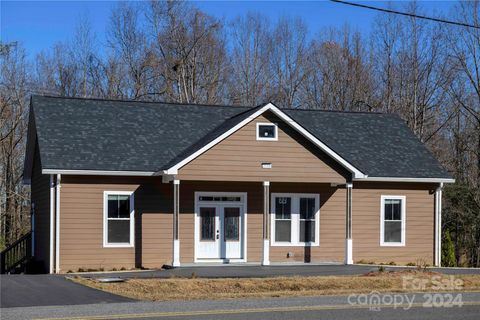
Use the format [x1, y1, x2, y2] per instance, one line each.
[24, 95, 454, 274]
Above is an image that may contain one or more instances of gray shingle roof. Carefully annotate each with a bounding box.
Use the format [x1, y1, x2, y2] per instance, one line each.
[30, 95, 451, 179]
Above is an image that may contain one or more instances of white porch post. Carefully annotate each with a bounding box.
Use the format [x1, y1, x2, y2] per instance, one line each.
[345, 183, 353, 265]
[262, 181, 270, 266]
[172, 179, 181, 267]
[55, 174, 61, 273]
[49, 175, 55, 274]
[435, 183, 443, 267]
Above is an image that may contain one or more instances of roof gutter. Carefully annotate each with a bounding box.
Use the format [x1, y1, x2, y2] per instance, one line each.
[42, 169, 158, 176]
[353, 177, 455, 183]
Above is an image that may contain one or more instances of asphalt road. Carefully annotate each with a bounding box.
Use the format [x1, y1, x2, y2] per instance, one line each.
[2, 292, 480, 320]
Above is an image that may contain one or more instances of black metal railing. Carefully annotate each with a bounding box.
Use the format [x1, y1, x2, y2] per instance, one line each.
[0, 231, 32, 274]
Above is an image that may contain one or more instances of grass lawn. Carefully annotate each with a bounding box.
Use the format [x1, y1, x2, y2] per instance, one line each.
[71, 270, 480, 301]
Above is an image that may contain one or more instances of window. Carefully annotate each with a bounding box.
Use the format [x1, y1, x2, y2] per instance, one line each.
[380, 196, 406, 246]
[103, 191, 134, 247]
[199, 196, 241, 202]
[275, 197, 292, 242]
[224, 207, 240, 241]
[256, 122, 278, 141]
[200, 207, 216, 241]
[271, 193, 320, 246]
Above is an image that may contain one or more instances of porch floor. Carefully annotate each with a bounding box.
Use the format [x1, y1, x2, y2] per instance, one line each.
[75, 264, 480, 279]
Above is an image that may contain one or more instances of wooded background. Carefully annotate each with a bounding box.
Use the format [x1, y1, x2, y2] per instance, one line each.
[1, 0, 479, 266]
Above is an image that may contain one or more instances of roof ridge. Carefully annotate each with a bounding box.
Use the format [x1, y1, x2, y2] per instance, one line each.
[33, 95, 386, 115]
[32, 94, 255, 109]
[284, 107, 386, 115]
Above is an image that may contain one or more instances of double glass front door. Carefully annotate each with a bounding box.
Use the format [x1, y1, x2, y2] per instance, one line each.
[197, 205, 243, 259]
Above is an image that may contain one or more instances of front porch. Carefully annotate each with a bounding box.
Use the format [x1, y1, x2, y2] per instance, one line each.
[170, 180, 352, 267]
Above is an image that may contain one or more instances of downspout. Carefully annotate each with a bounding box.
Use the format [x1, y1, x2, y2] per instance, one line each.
[435, 182, 444, 267]
[55, 174, 61, 273]
[49, 175, 55, 274]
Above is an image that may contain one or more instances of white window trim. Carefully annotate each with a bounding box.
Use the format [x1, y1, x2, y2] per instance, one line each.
[271, 193, 320, 247]
[380, 195, 406, 247]
[103, 191, 135, 248]
[256, 122, 278, 141]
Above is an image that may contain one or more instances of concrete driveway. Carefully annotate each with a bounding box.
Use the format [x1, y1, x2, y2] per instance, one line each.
[0, 274, 132, 308]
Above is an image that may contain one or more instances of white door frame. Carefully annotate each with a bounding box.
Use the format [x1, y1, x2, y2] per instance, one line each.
[194, 192, 247, 263]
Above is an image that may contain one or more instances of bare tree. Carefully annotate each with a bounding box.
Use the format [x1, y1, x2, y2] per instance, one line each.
[228, 12, 272, 106]
[0, 43, 30, 248]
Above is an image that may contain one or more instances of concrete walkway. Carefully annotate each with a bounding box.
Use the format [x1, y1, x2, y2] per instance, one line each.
[79, 264, 480, 279]
[0, 274, 132, 308]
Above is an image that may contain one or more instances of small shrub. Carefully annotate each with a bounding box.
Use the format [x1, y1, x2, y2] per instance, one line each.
[357, 259, 376, 265]
[378, 266, 385, 272]
[120, 267, 126, 271]
[406, 262, 416, 266]
[388, 261, 396, 266]
[112, 268, 117, 271]
[99, 267, 104, 272]
[67, 270, 73, 273]
[442, 229, 457, 267]
[191, 272, 197, 279]
[78, 268, 86, 272]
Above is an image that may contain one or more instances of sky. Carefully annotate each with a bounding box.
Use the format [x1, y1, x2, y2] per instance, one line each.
[1, 0, 457, 59]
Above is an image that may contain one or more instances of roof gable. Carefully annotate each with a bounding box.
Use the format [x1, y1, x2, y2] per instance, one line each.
[164, 102, 366, 179]
[177, 111, 349, 183]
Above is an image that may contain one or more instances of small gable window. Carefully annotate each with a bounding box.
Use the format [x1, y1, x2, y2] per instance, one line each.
[256, 123, 278, 141]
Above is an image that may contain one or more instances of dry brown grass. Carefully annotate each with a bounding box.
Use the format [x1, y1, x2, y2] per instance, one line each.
[71, 271, 480, 301]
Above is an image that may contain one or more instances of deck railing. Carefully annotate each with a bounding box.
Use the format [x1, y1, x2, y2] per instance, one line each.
[0, 231, 32, 274]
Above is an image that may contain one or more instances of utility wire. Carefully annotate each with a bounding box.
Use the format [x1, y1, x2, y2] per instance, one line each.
[330, 0, 480, 29]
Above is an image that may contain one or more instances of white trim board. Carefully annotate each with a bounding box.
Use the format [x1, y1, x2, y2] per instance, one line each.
[163, 103, 366, 179]
[355, 177, 455, 183]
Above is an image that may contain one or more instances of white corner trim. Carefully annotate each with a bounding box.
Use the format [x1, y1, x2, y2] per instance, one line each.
[163, 103, 366, 178]
[380, 195, 406, 247]
[354, 177, 455, 183]
[42, 169, 156, 176]
[256, 122, 278, 141]
[103, 191, 135, 248]
[55, 174, 61, 274]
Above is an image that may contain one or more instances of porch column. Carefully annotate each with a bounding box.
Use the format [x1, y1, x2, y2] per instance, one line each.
[172, 179, 181, 267]
[262, 181, 270, 266]
[434, 183, 443, 267]
[345, 183, 353, 265]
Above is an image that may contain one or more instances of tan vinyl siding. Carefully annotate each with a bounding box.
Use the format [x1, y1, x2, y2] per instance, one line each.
[352, 182, 436, 265]
[59, 176, 172, 272]
[31, 143, 51, 273]
[53, 176, 436, 271]
[269, 183, 345, 263]
[178, 112, 348, 183]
